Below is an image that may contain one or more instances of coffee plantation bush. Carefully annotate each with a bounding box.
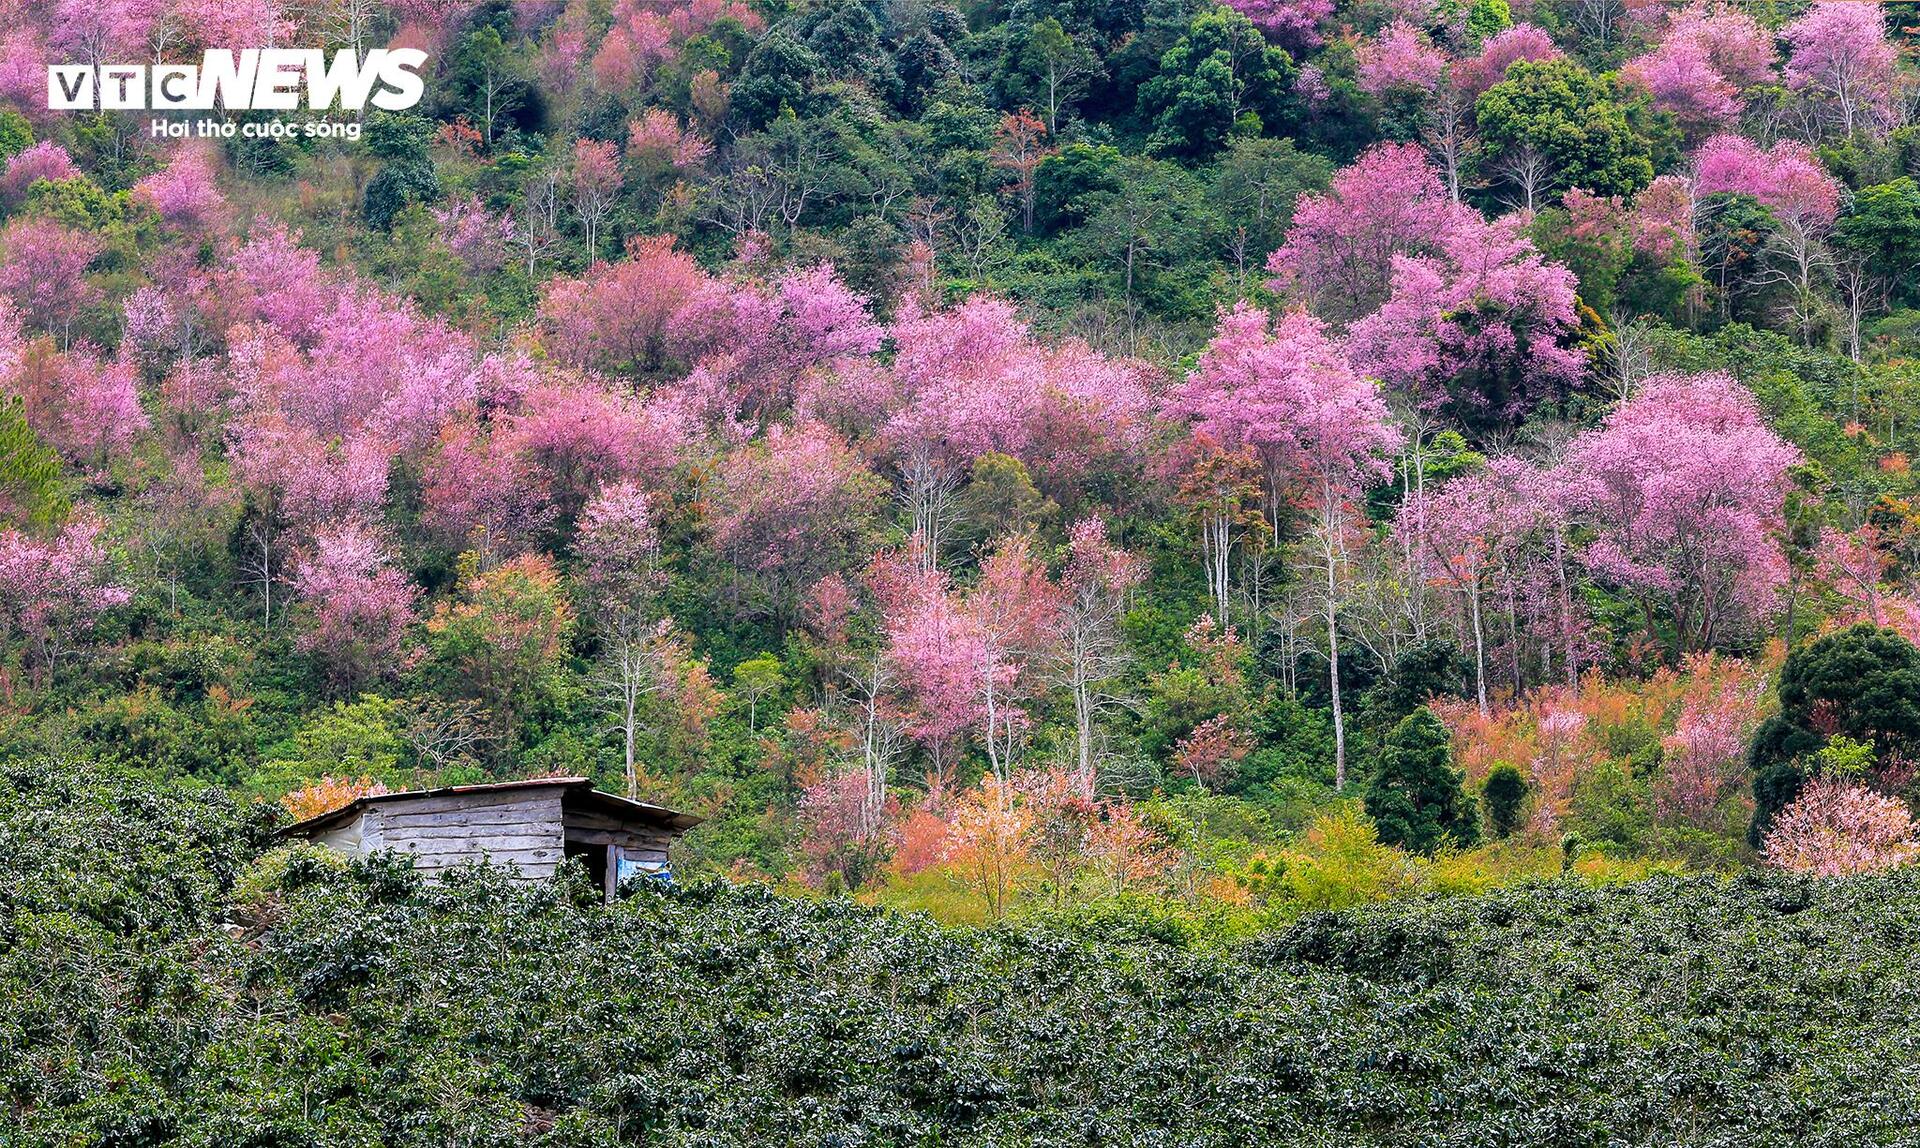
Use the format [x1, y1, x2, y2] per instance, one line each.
[5, 759, 1920, 1145]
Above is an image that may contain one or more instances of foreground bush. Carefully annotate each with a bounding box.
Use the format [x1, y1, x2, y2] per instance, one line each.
[5, 760, 1920, 1145]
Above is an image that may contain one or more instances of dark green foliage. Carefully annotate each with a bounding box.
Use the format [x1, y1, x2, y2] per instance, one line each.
[1746, 624, 1920, 844]
[15, 762, 1920, 1144]
[1756, 624, 1920, 768]
[1484, 764, 1527, 838]
[1475, 59, 1653, 201]
[1837, 178, 1920, 305]
[1137, 8, 1294, 160]
[733, 31, 827, 129]
[0, 397, 66, 528]
[0, 109, 32, 160]
[1363, 707, 1480, 853]
[364, 159, 442, 229]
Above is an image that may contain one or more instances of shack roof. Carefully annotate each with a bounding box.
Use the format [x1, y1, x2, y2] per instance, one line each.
[278, 776, 703, 838]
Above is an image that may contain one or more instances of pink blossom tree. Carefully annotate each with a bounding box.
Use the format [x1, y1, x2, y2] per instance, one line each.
[1167, 301, 1402, 538]
[1692, 134, 1843, 338]
[538, 234, 713, 374]
[1167, 301, 1401, 784]
[708, 421, 885, 616]
[1348, 211, 1585, 430]
[218, 223, 340, 347]
[0, 514, 130, 674]
[1454, 23, 1561, 97]
[291, 521, 418, 695]
[1783, 0, 1897, 138]
[1622, 36, 1740, 131]
[1222, 0, 1332, 49]
[1267, 143, 1465, 322]
[1560, 372, 1801, 656]
[1356, 21, 1445, 97]
[1057, 516, 1144, 792]
[1656, 657, 1766, 825]
[0, 218, 100, 337]
[419, 422, 553, 567]
[569, 137, 622, 260]
[576, 480, 670, 798]
[1764, 778, 1919, 875]
[499, 377, 690, 522]
[0, 141, 78, 203]
[132, 148, 226, 233]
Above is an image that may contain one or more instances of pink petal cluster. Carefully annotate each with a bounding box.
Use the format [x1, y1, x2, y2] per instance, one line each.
[1764, 778, 1919, 876]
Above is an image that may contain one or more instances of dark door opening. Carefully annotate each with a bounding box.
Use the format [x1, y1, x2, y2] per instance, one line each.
[564, 839, 607, 891]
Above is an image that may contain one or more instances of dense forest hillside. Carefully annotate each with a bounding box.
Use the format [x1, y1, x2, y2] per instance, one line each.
[9, 759, 1920, 1144]
[8, 0, 1920, 918]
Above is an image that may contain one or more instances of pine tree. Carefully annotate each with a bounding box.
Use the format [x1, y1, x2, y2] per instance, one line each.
[1364, 707, 1480, 852]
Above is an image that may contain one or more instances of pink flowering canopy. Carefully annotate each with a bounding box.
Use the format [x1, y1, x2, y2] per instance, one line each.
[1348, 212, 1585, 431]
[1692, 134, 1842, 233]
[1560, 372, 1801, 653]
[1356, 21, 1445, 97]
[1268, 143, 1466, 323]
[1166, 301, 1402, 499]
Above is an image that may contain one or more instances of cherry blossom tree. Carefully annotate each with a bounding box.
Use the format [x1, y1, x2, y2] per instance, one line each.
[1692, 134, 1843, 338]
[709, 421, 885, 616]
[1222, 0, 1332, 48]
[576, 480, 671, 798]
[219, 223, 340, 347]
[570, 137, 622, 260]
[0, 218, 100, 337]
[1783, 0, 1897, 138]
[499, 377, 689, 522]
[1168, 300, 1400, 784]
[1656, 657, 1767, 825]
[1267, 143, 1464, 322]
[1347, 211, 1585, 431]
[1454, 23, 1561, 97]
[1356, 21, 1445, 97]
[9, 338, 148, 468]
[1764, 777, 1919, 875]
[0, 141, 78, 203]
[1622, 36, 1740, 131]
[132, 148, 226, 233]
[538, 234, 714, 374]
[1056, 516, 1144, 793]
[0, 514, 129, 674]
[1167, 301, 1403, 540]
[1560, 372, 1801, 656]
[291, 521, 418, 695]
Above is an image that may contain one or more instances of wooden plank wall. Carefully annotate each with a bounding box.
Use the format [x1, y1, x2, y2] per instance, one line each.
[362, 790, 568, 879]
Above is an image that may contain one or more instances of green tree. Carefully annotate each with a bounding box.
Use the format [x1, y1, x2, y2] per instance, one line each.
[1207, 136, 1330, 288]
[1363, 708, 1480, 853]
[1475, 60, 1653, 206]
[1137, 7, 1295, 161]
[1483, 764, 1527, 838]
[956, 452, 1059, 554]
[733, 31, 826, 130]
[0, 109, 32, 160]
[1748, 624, 1920, 844]
[730, 654, 786, 736]
[0, 398, 66, 529]
[1837, 178, 1920, 305]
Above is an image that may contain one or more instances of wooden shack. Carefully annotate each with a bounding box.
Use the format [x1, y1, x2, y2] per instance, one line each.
[280, 777, 702, 898]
